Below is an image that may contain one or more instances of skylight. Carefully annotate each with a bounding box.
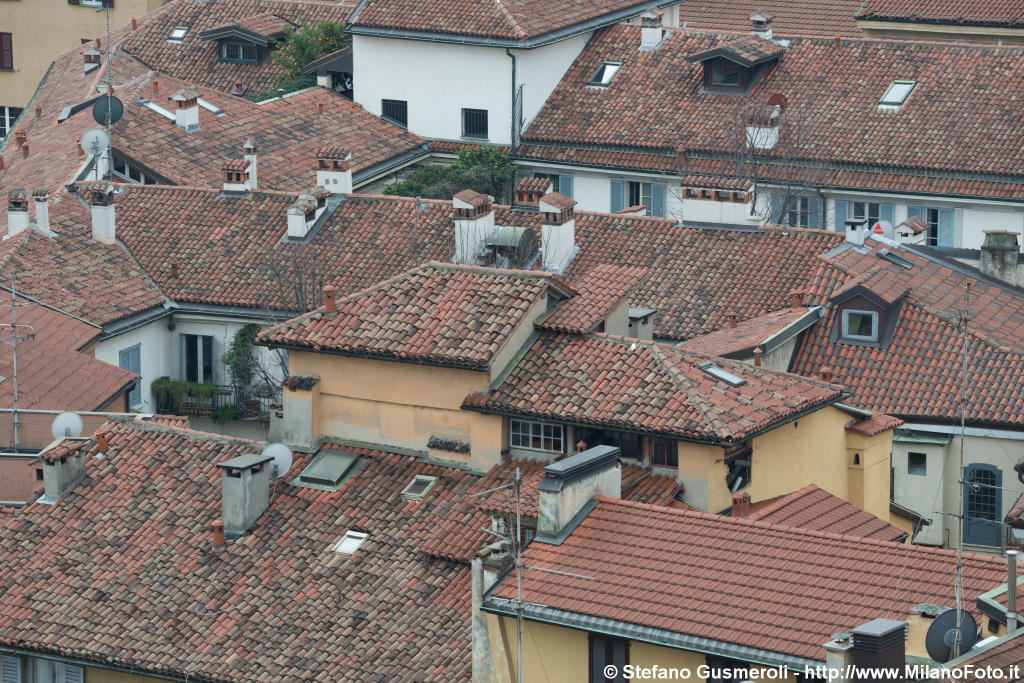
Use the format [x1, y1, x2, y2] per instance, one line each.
[168, 26, 190, 42]
[401, 475, 438, 501]
[878, 249, 913, 270]
[878, 80, 916, 110]
[296, 449, 359, 489]
[696, 361, 747, 387]
[332, 530, 368, 556]
[588, 61, 622, 87]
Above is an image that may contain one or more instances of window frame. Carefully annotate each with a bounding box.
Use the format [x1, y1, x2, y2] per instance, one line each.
[220, 41, 259, 64]
[118, 343, 142, 408]
[510, 418, 564, 454]
[785, 196, 812, 228]
[381, 99, 408, 128]
[0, 33, 13, 72]
[587, 61, 622, 87]
[461, 108, 489, 139]
[852, 201, 880, 228]
[0, 106, 22, 140]
[907, 452, 927, 476]
[167, 25, 190, 42]
[589, 633, 629, 682]
[181, 333, 216, 384]
[878, 79, 916, 110]
[710, 64, 741, 86]
[841, 309, 878, 342]
[650, 438, 677, 468]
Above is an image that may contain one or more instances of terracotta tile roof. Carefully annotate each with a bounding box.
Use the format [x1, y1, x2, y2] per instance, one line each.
[857, 0, 1024, 27]
[676, 306, 814, 357]
[258, 262, 559, 368]
[38, 440, 87, 465]
[686, 34, 786, 65]
[515, 176, 550, 194]
[679, 174, 752, 191]
[488, 496, 1008, 662]
[522, 26, 1024, 191]
[120, 0, 355, 95]
[350, 0, 670, 42]
[846, 412, 903, 436]
[464, 332, 843, 444]
[0, 303, 137, 413]
[0, 419, 492, 681]
[898, 215, 930, 235]
[538, 264, 647, 334]
[453, 188, 490, 207]
[791, 242, 1024, 426]
[676, 0, 865, 38]
[746, 484, 907, 541]
[539, 191, 576, 211]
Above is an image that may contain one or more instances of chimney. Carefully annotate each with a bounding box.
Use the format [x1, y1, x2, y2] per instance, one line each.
[6, 188, 29, 236]
[640, 10, 663, 49]
[131, 16, 137, 30]
[152, 79, 159, 96]
[895, 217, 927, 246]
[849, 619, 907, 674]
[323, 284, 337, 313]
[790, 289, 804, 307]
[171, 88, 201, 132]
[286, 193, 318, 239]
[537, 445, 621, 540]
[453, 189, 496, 265]
[512, 176, 551, 210]
[751, 11, 774, 40]
[753, 346, 763, 367]
[746, 106, 780, 151]
[540, 192, 577, 273]
[87, 180, 116, 244]
[316, 146, 352, 195]
[728, 312, 738, 329]
[243, 138, 258, 190]
[95, 428, 108, 453]
[39, 441, 87, 502]
[13, 129, 25, 147]
[1008, 550, 1019, 633]
[83, 47, 102, 75]
[32, 188, 50, 232]
[222, 158, 253, 192]
[980, 230, 1019, 286]
[731, 491, 751, 517]
[845, 218, 868, 247]
[216, 452, 273, 538]
[211, 519, 225, 550]
[823, 633, 855, 683]
[820, 366, 833, 382]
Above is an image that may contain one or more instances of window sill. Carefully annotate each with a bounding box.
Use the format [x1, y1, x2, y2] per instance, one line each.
[461, 135, 488, 141]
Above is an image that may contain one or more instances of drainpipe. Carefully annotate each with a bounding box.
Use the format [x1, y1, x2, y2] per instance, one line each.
[506, 48, 518, 152]
[1008, 550, 1018, 633]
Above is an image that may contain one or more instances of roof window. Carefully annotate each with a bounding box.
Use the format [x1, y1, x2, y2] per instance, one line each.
[878, 80, 915, 111]
[878, 249, 913, 270]
[168, 26, 190, 43]
[588, 61, 622, 87]
[401, 474, 438, 501]
[295, 449, 360, 489]
[696, 361, 747, 387]
[332, 530, 368, 556]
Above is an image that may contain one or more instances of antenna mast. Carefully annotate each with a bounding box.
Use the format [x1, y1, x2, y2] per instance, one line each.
[102, 1, 113, 181]
[953, 280, 971, 660]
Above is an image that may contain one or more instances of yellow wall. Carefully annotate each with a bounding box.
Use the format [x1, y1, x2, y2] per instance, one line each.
[86, 666, 163, 683]
[0, 0, 164, 109]
[845, 428, 894, 523]
[490, 296, 547, 382]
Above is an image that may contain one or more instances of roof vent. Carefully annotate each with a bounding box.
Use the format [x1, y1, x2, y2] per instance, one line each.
[696, 360, 747, 387]
[877, 249, 913, 270]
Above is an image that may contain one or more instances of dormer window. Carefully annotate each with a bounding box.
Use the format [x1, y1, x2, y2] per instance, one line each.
[168, 26, 189, 43]
[878, 80, 916, 111]
[686, 36, 784, 94]
[841, 309, 877, 342]
[221, 42, 259, 64]
[710, 65, 741, 86]
[588, 61, 622, 87]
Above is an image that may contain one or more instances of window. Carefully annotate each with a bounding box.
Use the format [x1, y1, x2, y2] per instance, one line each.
[510, 419, 563, 453]
[381, 99, 407, 128]
[462, 108, 488, 139]
[651, 438, 677, 468]
[1, 654, 19, 683]
[0, 106, 22, 140]
[332, 530, 368, 556]
[588, 61, 622, 86]
[401, 474, 438, 500]
[0, 33, 12, 71]
[852, 202, 880, 228]
[908, 452, 927, 476]
[785, 196, 812, 228]
[589, 633, 628, 682]
[611, 180, 666, 217]
[298, 449, 359, 489]
[112, 154, 157, 185]
[710, 64, 740, 86]
[725, 443, 751, 492]
[220, 42, 258, 64]
[924, 207, 941, 246]
[964, 464, 1001, 547]
[842, 309, 877, 342]
[181, 334, 215, 384]
[168, 25, 189, 42]
[627, 181, 651, 209]
[879, 80, 916, 110]
[28, 659, 84, 683]
[697, 361, 746, 387]
[118, 343, 142, 408]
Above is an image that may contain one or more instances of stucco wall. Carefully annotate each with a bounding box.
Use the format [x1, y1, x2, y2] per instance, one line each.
[93, 318, 171, 413]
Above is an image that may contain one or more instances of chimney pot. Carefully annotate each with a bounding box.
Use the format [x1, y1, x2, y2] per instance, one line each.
[323, 284, 337, 313]
[728, 312, 738, 329]
[833, 34, 841, 50]
[753, 347, 763, 367]
[152, 79, 159, 95]
[820, 366, 833, 383]
[217, 453, 273, 538]
[576, 440, 588, 453]
[34, 106, 41, 119]
[95, 428, 109, 453]
[539, 192, 577, 273]
[790, 289, 803, 307]
[32, 188, 50, 232]
[212, 519, 226, 550]
[731, 491, 751, 517]
[7, 188, 29, 236]
[21, 144, 28, 158]
[317, 102, 325, 115]
[87, 180, 116, 243]
[171, 261, 179, 277]
[171, 88, 201, 132]
[131, 16, 138, 30]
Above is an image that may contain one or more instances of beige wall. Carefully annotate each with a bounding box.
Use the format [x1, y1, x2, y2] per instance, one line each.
[0, 0, 165, 109]
[857, 22, 1024, 45]
[845, 428, 895, 523]
[86, 665, 164, 682]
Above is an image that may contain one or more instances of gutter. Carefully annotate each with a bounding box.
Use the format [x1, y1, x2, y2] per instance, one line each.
[0, 646, 199, 683]
[352, 144, 432, 186]
[480, 597, 820, 670]
[255, 340, 494, 373]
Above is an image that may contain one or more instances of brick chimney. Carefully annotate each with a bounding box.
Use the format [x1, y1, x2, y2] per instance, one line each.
[512, 176, 551, 210]
[980, 230, 1019, 286]
[540, 192, 577, 273]
[171, 88, 201, 132]
[453, 189, 495, 265]
[751, 11, 774, 39]
[87, 180, 115, 244]
[39, 441, 87, 503]
[83, 47, 102, 75]
[32, 188, 50, 233]
[323, 284, 337, 313]
[216, 452, 273, 538]
[316, 146, 352, 195]
[222, 158, 252, 193]
[732, 491, 751, 516]
[6, 188, 29, 236]
[243, 138, 258, 189]
[640, 10, 664, 49]
[537, 445, 621, 541]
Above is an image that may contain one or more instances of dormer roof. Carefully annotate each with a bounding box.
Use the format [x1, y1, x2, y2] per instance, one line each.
[199, 13, 295, 45]
[685, 34, 784, 67]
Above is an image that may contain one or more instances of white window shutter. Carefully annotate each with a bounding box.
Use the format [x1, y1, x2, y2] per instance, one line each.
[1, 655, 22, 683]
[63, 664, 84, 683]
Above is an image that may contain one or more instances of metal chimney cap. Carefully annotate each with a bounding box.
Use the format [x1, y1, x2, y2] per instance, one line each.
[538, 445, 620, 492]
[850, 618, 907, 638]
[217, 452, 273, 471]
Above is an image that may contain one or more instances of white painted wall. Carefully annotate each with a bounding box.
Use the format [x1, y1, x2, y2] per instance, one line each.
[93, 318, 173, 413]
[512, 33, 592, 133]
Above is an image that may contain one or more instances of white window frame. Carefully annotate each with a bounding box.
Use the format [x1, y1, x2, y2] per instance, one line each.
[878, 80, 916, 110]
[785, 196, 812, 228]
[587, 61, 622, 87]
[510, 419, 563, 453]
[841, 309, 878, 342]
[332, 530, 368, 556]
[852, 202, 880, 227]
[168, 25, 190, 42]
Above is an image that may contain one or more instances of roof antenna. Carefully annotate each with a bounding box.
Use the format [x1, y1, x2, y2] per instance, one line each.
[953, 279, 971, 660]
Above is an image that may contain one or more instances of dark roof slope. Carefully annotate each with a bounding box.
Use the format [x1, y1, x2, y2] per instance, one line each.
[857, 0, 1024, 27]
[746, 484, 907, 541]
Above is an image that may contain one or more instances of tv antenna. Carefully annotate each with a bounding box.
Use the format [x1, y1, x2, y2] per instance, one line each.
[0, 272, 37, 451]
[953, 280, 971, 660]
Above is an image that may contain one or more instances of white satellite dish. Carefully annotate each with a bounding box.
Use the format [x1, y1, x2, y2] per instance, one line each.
[51, 412, 84, 440]
[872, 219, 893, 238]
[262, 442, 293, 479]
[80, 127, 110, 157]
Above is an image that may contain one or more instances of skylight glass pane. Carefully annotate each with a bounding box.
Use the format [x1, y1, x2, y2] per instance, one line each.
[299, 450, 358, 487]
[879, 80, 915, 106]
[696, 361, 747, 387]
[333, 531, 368, 555]
[589, 62, 621, 86]
[169, 26, 189, 41]
[401, 475, 438, 500]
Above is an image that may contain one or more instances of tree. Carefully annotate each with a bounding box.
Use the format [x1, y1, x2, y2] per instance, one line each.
[272, 21, 347, 83]
[385, 148, 517, 203]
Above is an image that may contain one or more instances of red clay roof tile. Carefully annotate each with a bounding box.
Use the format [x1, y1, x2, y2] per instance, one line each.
[746, 484, 906, 541]
[538, 264, 647, 334]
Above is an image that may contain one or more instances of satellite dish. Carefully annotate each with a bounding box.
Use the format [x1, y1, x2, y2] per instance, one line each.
[51, 412, 84, 440]
[767, 93, 788, 111]
[262, 442, 293, 479]
[92, 95, 124, 126]
[925, 609, 978, 663]
[873, 219, 892, 237]
[80, 127, 109, 157]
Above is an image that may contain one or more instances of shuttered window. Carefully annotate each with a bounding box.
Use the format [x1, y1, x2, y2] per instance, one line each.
[0, 34, 13, 71]
[589, 633, 628, 682]
[381, 99, 407, 128]
[119, 343, 142, 407]
[1, 655, 21, 683]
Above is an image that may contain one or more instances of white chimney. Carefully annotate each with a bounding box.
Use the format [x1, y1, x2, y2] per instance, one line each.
[87, 180, 116, 244]
[222, 158, 252, 193]
[540, 192, 577, 273]
[287, 194, 318, 239]
[40, 440, 88, 503]
[640, 10, 663, 49]
[751, 11, 773, 39]
[746, 105, 780, 151]
[171, 88, 200, 132]
[316, 146, 353, 195]
[895, 217, 927, 246]
[537, 445, 621, 540]
[845, 218, 867, 247]
[32, 188, 50, 232]
[243, 138, 258, 190]
[216, 452, 272, 538]
[980, 230, 1020, 286]
[6, 189, 29, 236]
[453, 189, 495, 265]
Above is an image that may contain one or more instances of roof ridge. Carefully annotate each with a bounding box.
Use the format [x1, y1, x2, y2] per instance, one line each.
[647, 342, 734, 441]
[744, 484, 820, 521]
[489, 0, 528, 39]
